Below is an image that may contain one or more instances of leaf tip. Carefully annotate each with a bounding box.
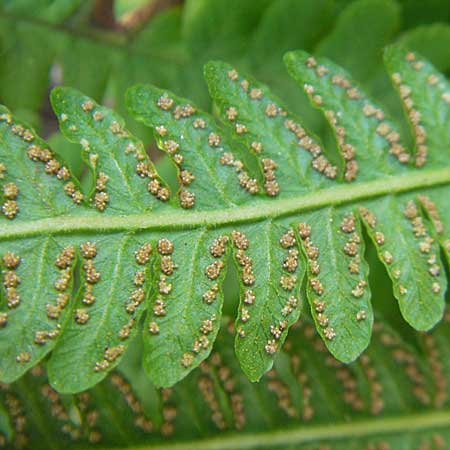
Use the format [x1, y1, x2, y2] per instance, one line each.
[283, 49, 310, 66]
[203, 60, 233, 88]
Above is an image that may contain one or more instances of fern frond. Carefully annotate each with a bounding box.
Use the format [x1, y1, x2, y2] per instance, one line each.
[0, 46, 448, 394]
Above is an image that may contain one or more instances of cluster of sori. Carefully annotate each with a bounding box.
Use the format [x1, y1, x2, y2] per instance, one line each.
[0, 112, 81, 220]
[391, 51, 433, 167]
[74, 242, 100, 327]
[297, 222, 334, 341]
[403, 200, 441, 294]
[0, 164, 19, 219]
[198, 351, 245, 430]
[180, 235, 227, 369]
[231, 230, 257, 340]
[0, 252, 21, 335]
[148, 239, 175, 337]
[263, 228, 300, 355]
[156, 94, 197, 208]
[302, 55, 414, 172]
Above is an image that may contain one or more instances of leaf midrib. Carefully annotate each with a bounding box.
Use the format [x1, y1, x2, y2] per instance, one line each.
[1, 167, 449, 240]
[93, 409, 450, 450]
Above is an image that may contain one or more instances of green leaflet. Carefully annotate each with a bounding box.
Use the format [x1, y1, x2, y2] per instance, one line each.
[384, 45, 450, 168]
[204, 60, 334, 193]
[0, 106, 79, 220]
[126, 84, 254, 209]
[143, 222, 304, 386]
[296, 207, 373, 362]
[1, 316, 450, 449]
[419, 185, 450, 265]
[233, 220, 304, 381]
[51, 87, 168, 214]
[48, 233, 153, 393]
[284, 50, 408, 180]
[0, 46, 449, 393]
[142, 229, 228, 387]
[361, 196, 447, 330]
[0, 237, 76, 382]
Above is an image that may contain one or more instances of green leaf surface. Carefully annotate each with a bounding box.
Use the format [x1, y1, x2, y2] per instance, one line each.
[0, 47, 448, 393]
[233, 220, 304, 381]
[285, 50, 409, 180]
[1, 2, 450, 449]
[48, 233, 152, 393]
[384, 45, 450, 168]
[142, 228, 227, 387]
[418, 185, 450, 265]
[205, 60, 333, 193]
[298, 206, 373, 362]
[126, 84, 254, 209]
[361, 195, 447, 330]
[52, 87, 167, 214]
[0, 236, 76, 382]
[0, 105, 79, 220]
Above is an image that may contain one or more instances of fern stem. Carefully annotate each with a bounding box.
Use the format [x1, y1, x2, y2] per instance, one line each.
[95, 410, 450, 450]
[1, 168, 449, 240]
